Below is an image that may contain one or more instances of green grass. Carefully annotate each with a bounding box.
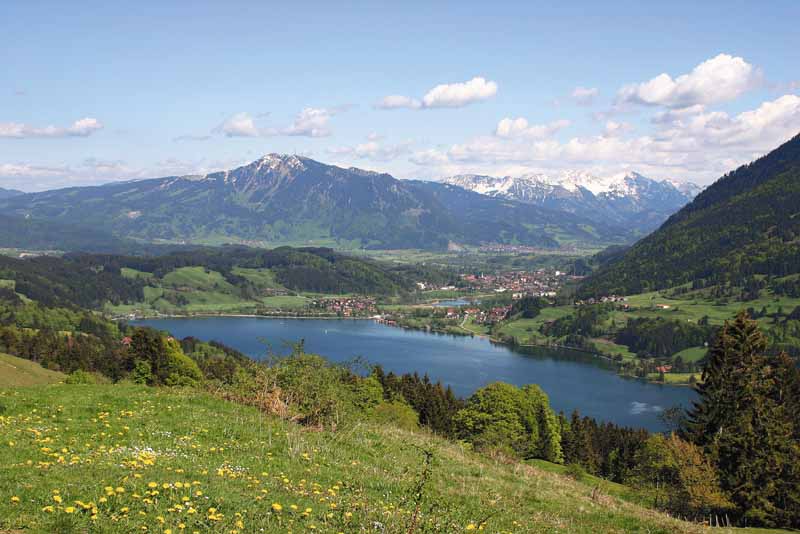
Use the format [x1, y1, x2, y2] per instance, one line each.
[120, 268, 153, 280]
[673, 346, 707, 363]
[162, 267, 236, 292]
[0, 383, 763, 534]
[259, 295, 310, 309]
[496, 307, 572, 343]
[0, 278, 15, 289]
[0, 353, 65, 387]
[646, 372, 701, 385]
[230, 267, 286, 291]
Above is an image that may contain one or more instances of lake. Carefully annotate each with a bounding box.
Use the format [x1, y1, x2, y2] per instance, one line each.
[132, 317, 696, 431]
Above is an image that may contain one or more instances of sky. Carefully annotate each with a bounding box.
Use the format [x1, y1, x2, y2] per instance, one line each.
[1, 1, 799, 191]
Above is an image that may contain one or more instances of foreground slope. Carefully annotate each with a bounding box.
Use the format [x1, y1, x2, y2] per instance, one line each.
[0, 384, 721, 534]
[581, 133, 800, 296]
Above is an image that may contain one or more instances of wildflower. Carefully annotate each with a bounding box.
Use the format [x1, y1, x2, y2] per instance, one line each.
[64, 506, 76, 514]
[53, 495, 63, 503]
[271, 502, 283, 512]
[10, 496, 20, 504]
[466, 524, 476, 531]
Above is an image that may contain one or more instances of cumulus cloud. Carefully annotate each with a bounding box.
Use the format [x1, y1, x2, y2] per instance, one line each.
[495, 117, 570, 139]
[283, 107, 334, 137]
[328, 139, 412, 162]
[377, 77, 498, 110]
[603, 120, 633, 137]
[617, 53, 761, 109]
[213, 108, 337, 138]
[571, 86, 599, 106]
[0, 117, 103, 138]
[408, 94, 800, 184]
[375, 95, 422, 110]
[0, 157, 247, 192]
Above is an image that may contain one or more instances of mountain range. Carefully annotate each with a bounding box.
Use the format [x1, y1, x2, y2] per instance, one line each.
[443, 171, 702, 234]
[0, 155, 641, 251]
[580, 132, 800, 296]
[0, 187, 23, 200]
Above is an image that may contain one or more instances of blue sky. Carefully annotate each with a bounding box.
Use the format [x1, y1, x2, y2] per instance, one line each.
[1, 1, 799, 191]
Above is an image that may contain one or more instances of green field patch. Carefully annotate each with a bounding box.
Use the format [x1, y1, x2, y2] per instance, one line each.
[673, 346, 707, 363]
[162, 266, 236, 292]
[230, 267, 285, 290]
[0, 353, 65, 387]
[120, 267, 152, 280]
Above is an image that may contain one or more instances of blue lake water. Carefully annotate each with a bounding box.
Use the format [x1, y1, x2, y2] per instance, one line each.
[132, 317, 696, 431]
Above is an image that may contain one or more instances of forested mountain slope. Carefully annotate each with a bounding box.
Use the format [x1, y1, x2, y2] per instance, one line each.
[0, 155, 632, 250]
[580, 133, 800, 296]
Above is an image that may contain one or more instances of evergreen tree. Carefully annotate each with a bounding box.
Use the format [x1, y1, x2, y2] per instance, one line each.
[685, 312, 800, 527]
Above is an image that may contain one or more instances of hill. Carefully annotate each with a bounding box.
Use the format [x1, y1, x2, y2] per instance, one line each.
[0, 246, 452, 312]
[0, 155, 633, 251]
[580, 133, 800, 296]
[0, 187, 23, 200]
[443, 170, 701, 235]
[0, 383, 743, 534]
[0, 352, 65, 386]
[0, 213, 177, 254]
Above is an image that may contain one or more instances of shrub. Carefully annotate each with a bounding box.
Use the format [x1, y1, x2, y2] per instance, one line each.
[371, 400, 419, 431]
[65, 370, 110, 385]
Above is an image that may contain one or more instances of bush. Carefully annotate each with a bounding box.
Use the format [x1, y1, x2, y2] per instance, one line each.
[565, 462, 587, 481]
[371, 400, 419, 431]
[453, 382, 563, 463]
[65, 370, 110, 385]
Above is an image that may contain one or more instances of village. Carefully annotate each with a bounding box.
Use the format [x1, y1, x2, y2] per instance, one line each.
[309, 296, 378, 317]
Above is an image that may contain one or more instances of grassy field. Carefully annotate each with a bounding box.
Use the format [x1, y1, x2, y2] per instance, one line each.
[1, 383, 781, 534]
[646, 372, 701, 385]
[0, 353, 65, 387]
[495, 307, 572, 344]
[106, 265, 317, 316]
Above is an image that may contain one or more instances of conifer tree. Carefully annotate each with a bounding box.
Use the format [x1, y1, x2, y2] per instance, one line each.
[685, 312, 800, 527]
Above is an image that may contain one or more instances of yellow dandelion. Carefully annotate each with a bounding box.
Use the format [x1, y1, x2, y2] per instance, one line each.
[64, 506, 76, 514]
[271, 502, 283, 512]
[10, 496, 20, 504]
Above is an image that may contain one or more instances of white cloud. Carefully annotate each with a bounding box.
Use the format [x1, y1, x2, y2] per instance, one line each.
[213, 107, 337, 138]
[422, 77, 498, 108]
[603, 120, 633, 137]
[617, 53, 761, 109]
[495, 117, 570, 139]
[571, 86, 599, 106]
[408, 94, 800, 184]
[375, 95, 421, 110]
[377, 76, 498, 110]
[215, 112, 261, 137]
[283, 107, 334, 137]
[0, 117, 103, 138]
[328, 139, 412, 162]
[0, 157, 247, 192]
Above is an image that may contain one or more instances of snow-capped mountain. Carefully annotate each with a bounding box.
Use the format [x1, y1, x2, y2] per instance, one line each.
[442, 171, 703, 235]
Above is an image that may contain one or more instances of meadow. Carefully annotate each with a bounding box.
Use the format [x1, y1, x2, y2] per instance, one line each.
[3, 383, 787, 534]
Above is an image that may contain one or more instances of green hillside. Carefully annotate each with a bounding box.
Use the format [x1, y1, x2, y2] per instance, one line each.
[0, 353, 65, 387]
[580, 133, 800, 297]
[0, 383, 759, 534]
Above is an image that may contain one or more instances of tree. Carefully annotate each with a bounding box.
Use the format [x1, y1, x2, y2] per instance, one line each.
[454, 382, 563, 462]
[685, 312, 800, 527]
[632, 433, 732, 519]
